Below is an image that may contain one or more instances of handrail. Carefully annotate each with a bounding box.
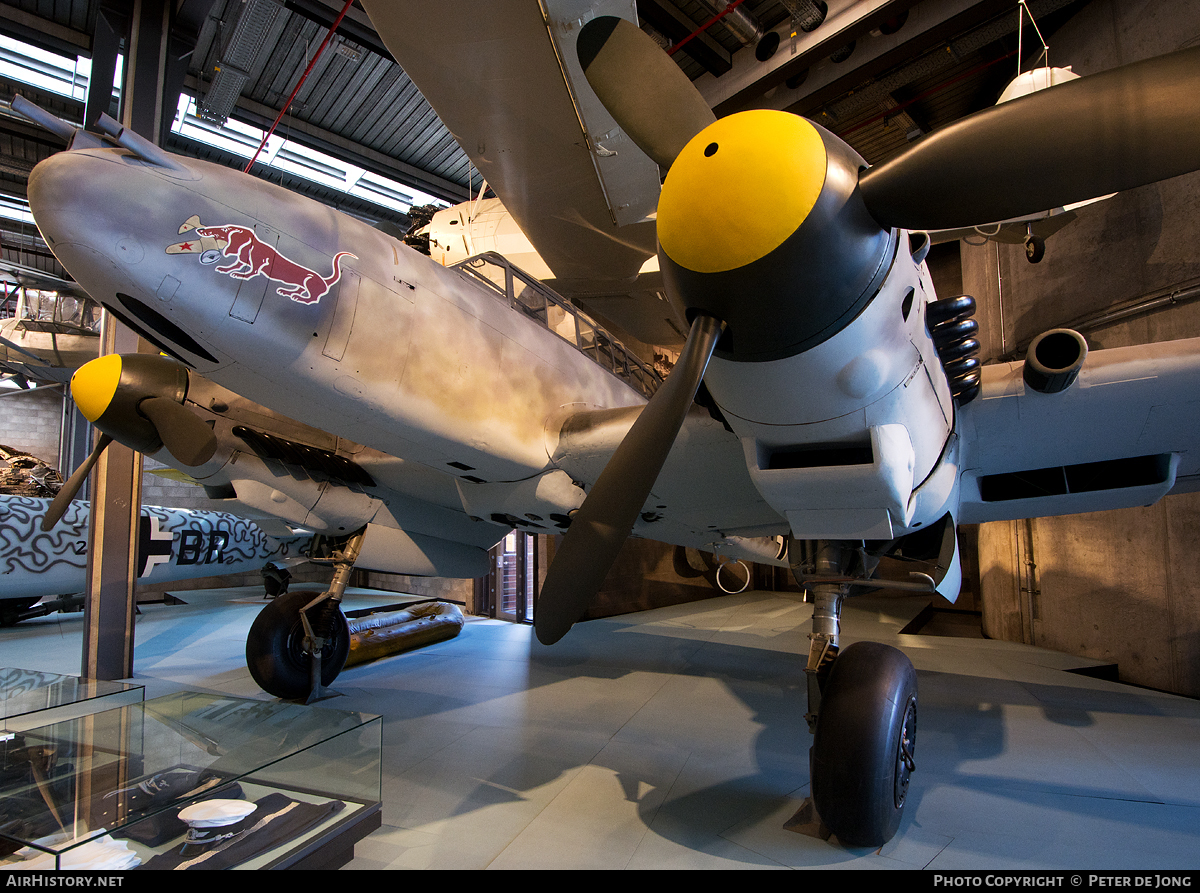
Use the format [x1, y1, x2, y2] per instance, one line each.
[452, 252, 662, 399]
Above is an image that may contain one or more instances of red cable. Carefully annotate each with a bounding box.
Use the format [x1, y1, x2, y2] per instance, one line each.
[667, 0, 750, 57]
[244, 0, 355, 173]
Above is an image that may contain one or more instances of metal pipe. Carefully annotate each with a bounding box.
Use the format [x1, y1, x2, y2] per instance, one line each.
[668, 0, 752, 56]
[691, 0, 763, 47]
[245, 0, 355, 173]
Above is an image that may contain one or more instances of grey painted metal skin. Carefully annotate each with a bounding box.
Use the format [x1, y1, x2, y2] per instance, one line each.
[959, 344, 1200, 521]
[30, 148, 639, 482]
[25, 129, 1200, 598]
[141, 372, 512, 579]
[25, 142, 788, 579]
[354, 3, 1200, 593]
[18, 0, 1200, 600]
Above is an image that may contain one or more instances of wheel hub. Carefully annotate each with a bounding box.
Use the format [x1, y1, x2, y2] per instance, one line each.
[894, 696, 917, 807]
[286, 618, 339, 663]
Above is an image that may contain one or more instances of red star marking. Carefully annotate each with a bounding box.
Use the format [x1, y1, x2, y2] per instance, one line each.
[179, 241, 194, 251]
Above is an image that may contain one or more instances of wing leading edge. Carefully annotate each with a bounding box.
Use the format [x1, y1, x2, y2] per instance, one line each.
[958, 338, 1200, 524]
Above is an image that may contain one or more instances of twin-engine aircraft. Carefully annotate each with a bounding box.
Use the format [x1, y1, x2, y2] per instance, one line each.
[16, 2, 1200, 847]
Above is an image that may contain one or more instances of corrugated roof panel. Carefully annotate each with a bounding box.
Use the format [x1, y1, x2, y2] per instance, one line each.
[0, 1, 1064, 242]
[344, 70, 412, 146]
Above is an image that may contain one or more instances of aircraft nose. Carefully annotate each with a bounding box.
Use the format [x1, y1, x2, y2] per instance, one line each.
[27, 151, 79, 241]
[71, 354, 125, 424]
[27, 149, 124, 249]
[656, 110, 893, 363]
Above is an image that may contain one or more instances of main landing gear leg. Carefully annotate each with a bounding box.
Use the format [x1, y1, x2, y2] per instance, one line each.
[791, 539, 918, 847]
[246, 528, 364, 702]
[802, 545, 845, 735]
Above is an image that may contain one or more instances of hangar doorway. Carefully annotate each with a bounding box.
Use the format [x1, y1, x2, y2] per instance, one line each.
[490, 531, 538, 624]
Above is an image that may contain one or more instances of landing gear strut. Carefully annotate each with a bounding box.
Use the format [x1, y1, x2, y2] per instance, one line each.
[246, 528, 364, 701]
[791, 539, 918, 846]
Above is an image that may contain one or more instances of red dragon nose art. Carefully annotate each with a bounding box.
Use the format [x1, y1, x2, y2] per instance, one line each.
[167, 215, 356, 305]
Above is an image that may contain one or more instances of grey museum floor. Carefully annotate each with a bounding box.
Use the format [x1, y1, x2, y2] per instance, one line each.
[3, 586, 1199, 870]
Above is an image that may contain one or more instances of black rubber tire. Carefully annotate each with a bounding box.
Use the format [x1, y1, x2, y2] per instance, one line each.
[1025, 235, 1045, 263]
[245, 590, 350, 699]
[810, 641, 917, 846]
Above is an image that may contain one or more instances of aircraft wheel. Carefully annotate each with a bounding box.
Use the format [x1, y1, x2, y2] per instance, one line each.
[810, 641, 917, 846]
[245, 591, 349, 699]
[1024, 234, 1045, 263]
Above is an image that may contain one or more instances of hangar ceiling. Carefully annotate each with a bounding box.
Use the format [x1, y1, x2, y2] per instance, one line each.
[0, 0, 1091, 282]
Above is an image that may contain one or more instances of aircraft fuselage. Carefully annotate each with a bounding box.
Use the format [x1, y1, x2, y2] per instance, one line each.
[28, 139, 962, 562]
[30, 148, 643, 488]
[0, 495, 305, 601]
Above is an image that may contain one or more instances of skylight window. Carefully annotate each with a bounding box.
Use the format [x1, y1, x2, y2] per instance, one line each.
[0, 193, 35, 225]
[170, 95, 446, 216]
[0, 35, 101, 102]
[0, 34, 446, 218]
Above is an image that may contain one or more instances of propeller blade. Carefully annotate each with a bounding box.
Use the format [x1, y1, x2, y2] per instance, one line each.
[139, 396, 217, 467]
[42, 433, 112, 530]
[576, 16, 715, 169]
[535, 314, 725, 645]
[858, 45, 1200, 230]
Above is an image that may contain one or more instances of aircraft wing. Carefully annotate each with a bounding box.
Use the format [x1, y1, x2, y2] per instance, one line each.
[958, 338, 1200, 523]
[41, 356, 508, 582]
[929, 208, 1079, 246]
[82, 368, 782, 576]
[159, 374, 503, 579]
[361, 1, 680, 343]
[549, 403, 789, 565]
[0, 259, 89, 297]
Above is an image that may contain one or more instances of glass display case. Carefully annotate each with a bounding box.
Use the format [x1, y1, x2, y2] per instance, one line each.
[0, 691, 382, 870]
[1, 668, 144, 733]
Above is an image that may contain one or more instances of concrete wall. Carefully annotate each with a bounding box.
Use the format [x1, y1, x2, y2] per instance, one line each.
[359, 570, 476, 609]
[0, 386, 64, 464]
[966, 0, 1200, 696]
